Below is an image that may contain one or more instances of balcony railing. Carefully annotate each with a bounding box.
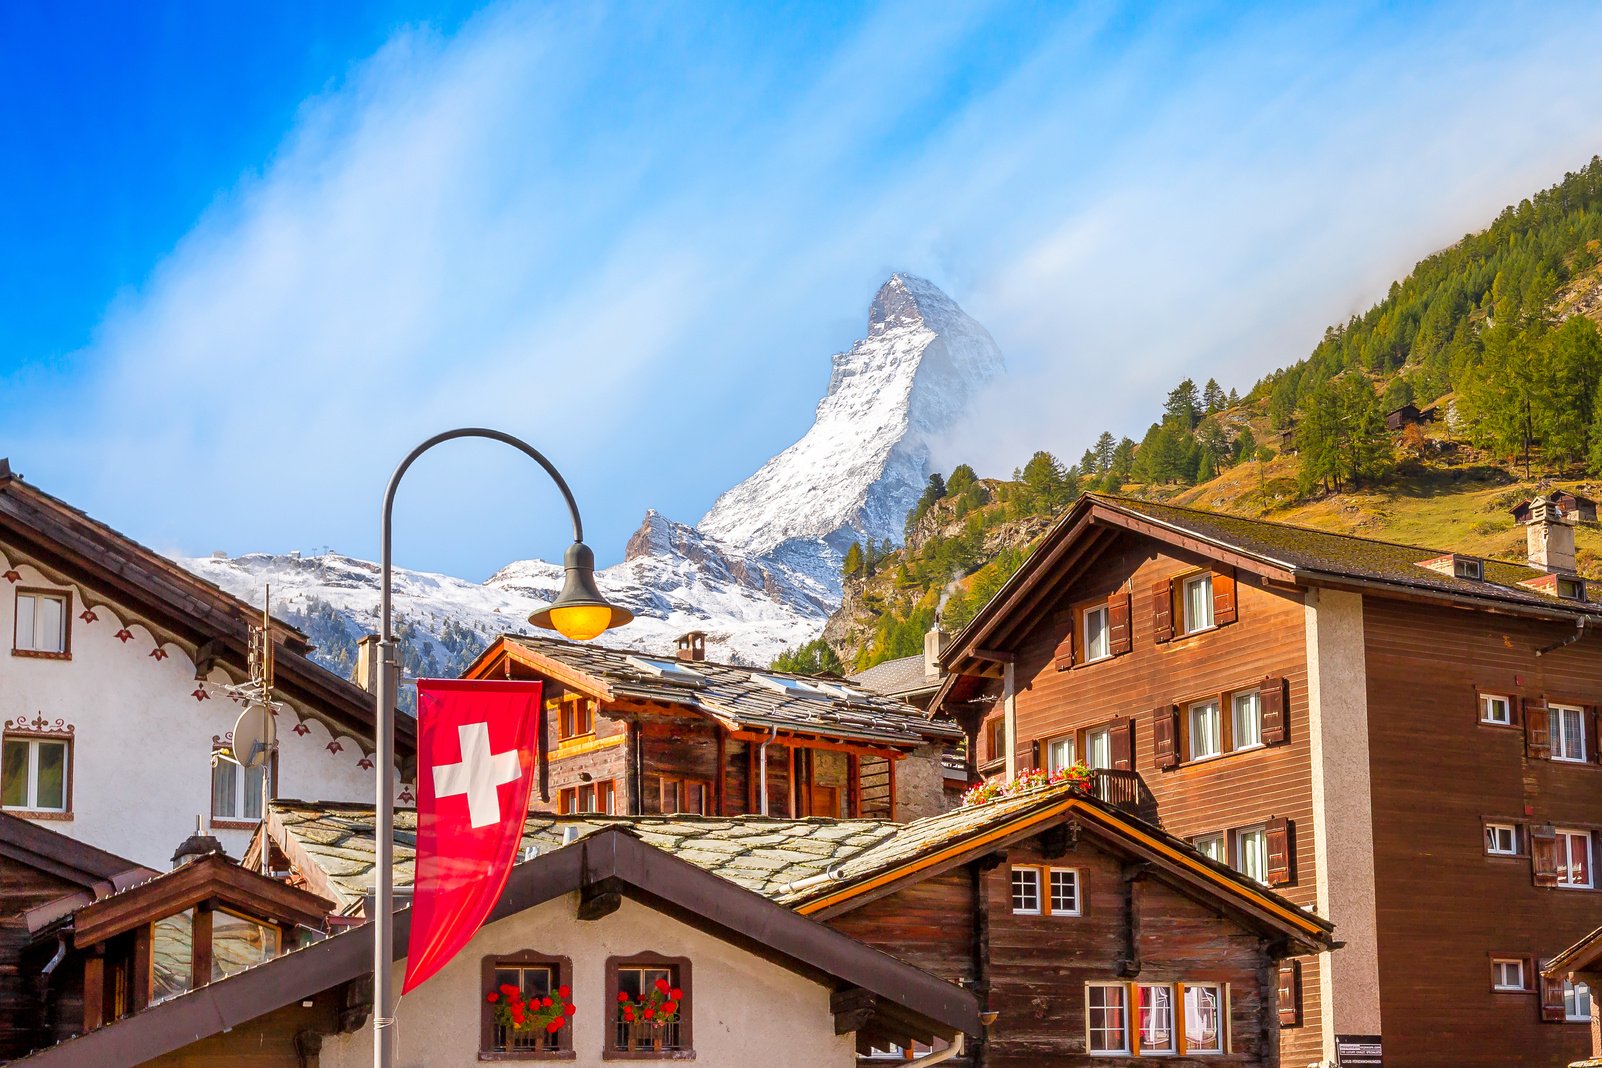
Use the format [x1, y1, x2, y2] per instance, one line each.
[1090, 768, 1160, 825]
[614, 1019, 683, 1054]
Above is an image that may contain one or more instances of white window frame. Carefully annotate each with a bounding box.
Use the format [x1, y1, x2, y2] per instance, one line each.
[1556, 828, 1594, 889]
[1, 736, 70, 812]
[1046, 736, 1076, 774]
[1188, 700, 1221, 761]
[1484, 823, 1518, 857]
[1182, 573, 1214, 634]
[1086, 982, 1130, 1055]
[1479, 694, 1513, 726]
[1183, 982, 1227, 1054]
[1552, 704, 1587, 762]
[1566, 979, 1593, 1023]
[1048, 868, 1081, 916]
[1231, 690, 1262, 751]
[1085, 727, 1113, 771]
[1083, 604, 1111, 662]
[1011, 866, 1042, 915]
[1491, 958, 1526, 992]
[1137, 983, 1177, 1055]
[211, 749, 269, 823]
[1235, 827, 1269, 885]
[1194, 833, 1226, 864]
[14, 590, 69, 654]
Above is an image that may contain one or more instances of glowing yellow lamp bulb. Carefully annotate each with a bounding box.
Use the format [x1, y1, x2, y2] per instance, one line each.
[549, 603, 613, 642]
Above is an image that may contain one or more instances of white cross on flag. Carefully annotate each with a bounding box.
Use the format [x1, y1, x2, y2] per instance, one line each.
[403, 678, 542, 993]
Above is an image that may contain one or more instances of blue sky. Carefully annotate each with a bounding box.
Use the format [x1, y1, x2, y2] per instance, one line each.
[5, 2, 1602, 578]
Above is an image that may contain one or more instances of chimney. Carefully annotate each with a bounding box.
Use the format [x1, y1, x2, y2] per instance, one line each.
[353, 634, 381, 692]
[1523, 495, 1578, 574]
[675, 631, 707, 662]
[923, 624, 948, 681]
[171, 817, 226, 869]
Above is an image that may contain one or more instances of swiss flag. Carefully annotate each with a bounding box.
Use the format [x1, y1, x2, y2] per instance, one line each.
[403, 678, 543, 993]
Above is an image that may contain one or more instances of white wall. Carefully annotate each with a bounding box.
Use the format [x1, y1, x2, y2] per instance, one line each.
[0, 548, 397, 869]
[321, 894, 859, 1068]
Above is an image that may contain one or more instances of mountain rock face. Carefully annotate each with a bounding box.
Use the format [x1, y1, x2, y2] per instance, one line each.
[699, 273, 1004, 566]
[178, 274, 1003, 677]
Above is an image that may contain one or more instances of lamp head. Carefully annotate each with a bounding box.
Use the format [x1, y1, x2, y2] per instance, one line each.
[528, 541, 633, 641]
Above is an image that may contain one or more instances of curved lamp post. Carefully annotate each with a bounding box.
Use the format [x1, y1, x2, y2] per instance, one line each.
[372, 428, 630, 1068]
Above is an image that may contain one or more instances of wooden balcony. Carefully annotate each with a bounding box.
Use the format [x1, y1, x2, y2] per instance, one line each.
[1090, 769, 1160, 826]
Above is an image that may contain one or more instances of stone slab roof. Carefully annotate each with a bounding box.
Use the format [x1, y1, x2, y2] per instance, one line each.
[502, 634, 961, 747]
[848, 654, 937, 698]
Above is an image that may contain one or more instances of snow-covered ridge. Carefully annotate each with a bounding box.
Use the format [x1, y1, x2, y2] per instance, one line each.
[177, 274, 1004, 676]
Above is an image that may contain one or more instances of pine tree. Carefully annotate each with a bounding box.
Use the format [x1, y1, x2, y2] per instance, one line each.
[1078, 448, 1099, 476]
[1202, 378, 1227, 414]
[864, 539, 877, 578]
[946, 464, 978, 496]
[841, 542, 864, 577]
[1164, 379, 1202, 429]
[1021, 451, 1071, 513]
[1094, 431, 1116, 472]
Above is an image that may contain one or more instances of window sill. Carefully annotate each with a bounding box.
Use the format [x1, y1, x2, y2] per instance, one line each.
[1479, 719, 1519, 730]
[602, 1050, 695, 1061]
[1174, 745, 1270, 771]
[2, 808, 72, 821]
[1551, 756, 1593, 766]
[480, 1051, 576, 1061]
[1075, 653, 1115, 668]
[10, 648, 70, 660]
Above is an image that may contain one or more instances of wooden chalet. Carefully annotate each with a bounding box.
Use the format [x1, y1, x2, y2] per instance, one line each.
[9, 827, 980, 1068]
[1512, 490, 1599, 526]
[463, 633, 964, 823]
[1544, 927, 1602, 1064]
[1383, 402, 1437, 431]
[931, 491, 1602, 1068]
[254, 782, 1332, 1065]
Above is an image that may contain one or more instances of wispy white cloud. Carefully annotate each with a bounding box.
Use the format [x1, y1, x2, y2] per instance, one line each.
[9, 1, 1602, 573]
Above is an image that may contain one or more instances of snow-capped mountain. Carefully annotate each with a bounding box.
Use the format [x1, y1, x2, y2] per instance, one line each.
[178, 274, 1002, 678]
[699, 273, 1004, 561]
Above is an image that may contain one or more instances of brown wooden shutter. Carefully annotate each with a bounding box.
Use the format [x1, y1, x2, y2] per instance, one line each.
[1266, 817, 1294, 886]
[1540, 971, 1568, 1022]
[1152, 580, 1174, 644]
[1276, 960, 1302, 1026]
[1525, 700, 1551, 760]
[1053, 625, 1075, 672]
[1260, 676, 1289, 745]
[1213, 568, 1238, 626]
[1152, 706, 1180, 770]
[1108, 591, 1133, 655]
[1590, 708, 1602, 764]
[1028, 739, 1041, 772]
[1531, 825, 1559, 887]
[1111, 718, 1134, 771]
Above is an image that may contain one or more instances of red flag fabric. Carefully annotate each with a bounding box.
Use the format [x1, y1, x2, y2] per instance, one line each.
[403, 677, 543, 993]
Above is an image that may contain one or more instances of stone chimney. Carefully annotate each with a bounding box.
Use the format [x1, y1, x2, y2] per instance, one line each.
[1524, 495, 1578, 574]
[923, 624, 948, 681]
[675, 631, 707, 662]
[353, 634, 381, 692]
[171, 817, 226, 869]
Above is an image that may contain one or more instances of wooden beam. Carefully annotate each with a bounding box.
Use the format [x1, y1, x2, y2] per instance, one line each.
[969, 648, 1015, 664]
[82, 952, 105, 1033]
[577, 878, 623, 922]
[191, 905, 214, 989]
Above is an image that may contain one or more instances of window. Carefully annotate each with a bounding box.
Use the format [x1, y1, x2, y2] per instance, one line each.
[1235, 827, 1269, 885]
[1566, 980, 1592, 1022]
[609, 955, 690, 1055]
[1045, 736, 1076, 773]
[1138, 984, 1176, 1054]
[1011, 867, 1041, 914]
[1182, 574, 1214, 634]
[1, 736, 70, 813]
[558, 781, 617, 815]
[1010, 866, 1079, 916]
[1083, 605, 1110, 662]
[1232, 691, 1262, 750]
[1085, 727, 1112, 770]
[150, 910, 195, 1004]
[211, 750, 268, 824]
[14, 589, 69, 655]
[1492, 959, 1527, 992]
[1184, 983, 1225, 1053]
[1455, 557, 1484, 580]
[210, 909, 281, 981]
[984, 717, 1006, 764]
[1552, 705, 1586, 762]
[484, 954, 573, 1056]
[1195, 834, 1226, 864]
[1556, 829, 1593, 888]
[658, 777, 710, 815]
[1485, 823, 1519, 856]
[1087, 983, 1129, 1054]
[555, 696, 594, 742]
[1558, 576, 1587, 601]
[1188, 701, 1221, 761]
[1480, 694, 1513, 726]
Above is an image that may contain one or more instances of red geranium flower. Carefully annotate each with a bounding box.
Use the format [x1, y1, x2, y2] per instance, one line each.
[643, 1008, 655, 1020]
[623, 1007, 636, 1021]
[617, 990, 630, 1003]
[558, 985, 572, 1000]
[669, 987, 683, 1000]
[540, 996, 552, 1008]
[564, 1003, 576, 1016]
[663, 1001, 678, 1015]
[500, 984, 519, 996]
[654, 978, 670, 993]
[486, 992, 499, 1003]
[546, 1020, 563, 1033]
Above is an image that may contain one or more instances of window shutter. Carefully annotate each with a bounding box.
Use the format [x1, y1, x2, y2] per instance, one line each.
[1111, 718, 1134, 771]
[1540, 971, 1567, 1022]
[1524, 700, 1551, 760]
[1591, 708, 1602, 765]
[1266, 817, 1294, 886]
[1029, 739, 1042, 772]
[1152, 580, 1174, 644]
[1260, 676, 1289, 745]
[1531, 825, 1559, 887]
[1276, 960, 1302, 1027]
[1053, 627, 1075, 672]
[1108, 592, 1133, 656]
[1213, 568, 1238, 626]
[1152, 706, 1179, 770]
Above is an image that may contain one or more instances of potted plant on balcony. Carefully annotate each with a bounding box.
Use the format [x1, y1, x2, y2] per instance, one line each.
[487, 981, 576, 1043]
[617, 978, 683, 1052]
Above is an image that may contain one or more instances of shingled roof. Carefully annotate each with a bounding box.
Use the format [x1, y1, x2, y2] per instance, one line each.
[478, 634, 962, 748]
[848, 654, 937, 699]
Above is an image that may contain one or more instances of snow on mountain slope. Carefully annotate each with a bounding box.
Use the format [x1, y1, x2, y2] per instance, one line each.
[698, 273, 1004, 558]
[177, 273, 1004, 679]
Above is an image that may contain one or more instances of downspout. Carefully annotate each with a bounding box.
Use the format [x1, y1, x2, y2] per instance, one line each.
[759, 726, 778, 816]
[916, 1032, 965, 1066]
[1537, 616, 1586, 657]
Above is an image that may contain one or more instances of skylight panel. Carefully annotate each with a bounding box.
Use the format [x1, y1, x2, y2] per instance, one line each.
[625, 656, 707, 684]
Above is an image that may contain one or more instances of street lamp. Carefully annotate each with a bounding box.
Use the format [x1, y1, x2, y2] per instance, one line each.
[372, 428, 629, 1068]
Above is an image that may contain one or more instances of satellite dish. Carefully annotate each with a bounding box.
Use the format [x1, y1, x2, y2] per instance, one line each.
[232, 704, 277, 769]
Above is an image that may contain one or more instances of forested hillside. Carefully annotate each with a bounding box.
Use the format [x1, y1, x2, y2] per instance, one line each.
[778, 155, 1602, 674]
